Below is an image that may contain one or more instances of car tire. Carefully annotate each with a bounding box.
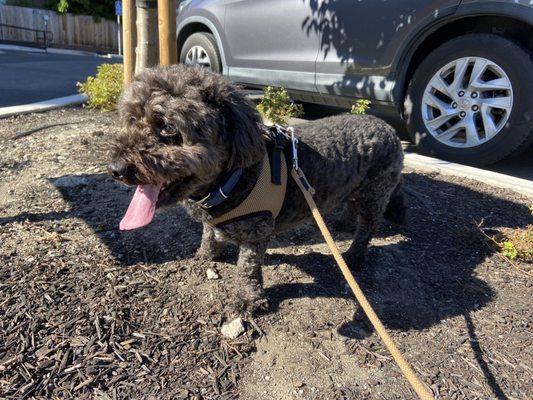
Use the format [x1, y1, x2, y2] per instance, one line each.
[404, 34, 533, 166]
[179, 32, 222, 73]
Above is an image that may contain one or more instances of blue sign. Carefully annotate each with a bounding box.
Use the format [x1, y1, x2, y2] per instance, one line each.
[115, 1, 122, 16]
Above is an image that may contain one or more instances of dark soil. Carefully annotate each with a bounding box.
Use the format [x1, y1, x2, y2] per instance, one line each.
[0, 107, 531, 400]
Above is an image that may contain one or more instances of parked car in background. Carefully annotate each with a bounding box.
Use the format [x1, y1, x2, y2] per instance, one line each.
[175, 0, 533, 165]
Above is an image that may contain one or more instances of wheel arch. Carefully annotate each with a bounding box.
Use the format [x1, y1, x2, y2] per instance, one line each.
[393, 8, 533, 111]
[176, 16, 228, 72]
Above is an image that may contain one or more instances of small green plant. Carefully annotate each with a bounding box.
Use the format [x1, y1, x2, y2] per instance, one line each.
[350, 99, 371, 115]
[500, 241, 518, 260]
[257, 86, 303, 125]
[498, 225, 532, 262]
[78, 63, 123, 112]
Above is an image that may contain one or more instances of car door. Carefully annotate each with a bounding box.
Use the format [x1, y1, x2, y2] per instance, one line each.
[224, 0, 320, 92]
[314, 0, 461, 103]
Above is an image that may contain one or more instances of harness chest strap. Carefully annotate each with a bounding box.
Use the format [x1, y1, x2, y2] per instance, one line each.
[208, 153, 288, 227]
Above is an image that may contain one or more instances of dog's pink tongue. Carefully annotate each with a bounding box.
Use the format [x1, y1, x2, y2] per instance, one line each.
[120, 184, 162, 231]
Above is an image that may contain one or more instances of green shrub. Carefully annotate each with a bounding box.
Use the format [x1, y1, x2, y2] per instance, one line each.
[51, 0, 116, 20]
[78, 63, 123, 111]
[257, 86, 303, 125]
[350, 99, 371, 115]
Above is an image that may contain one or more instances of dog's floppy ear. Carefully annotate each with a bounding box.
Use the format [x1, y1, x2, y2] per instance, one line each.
[219, 90, 265, 170]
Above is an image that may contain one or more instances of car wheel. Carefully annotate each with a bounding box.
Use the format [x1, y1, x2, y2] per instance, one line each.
[404, 34, 533, 166]
[179, 32, 222, 73]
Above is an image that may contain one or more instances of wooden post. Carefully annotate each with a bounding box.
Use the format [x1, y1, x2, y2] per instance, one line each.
[123, 0, 136, 83]
[157, 0, 177, 66]
[135, 0, 159, 73]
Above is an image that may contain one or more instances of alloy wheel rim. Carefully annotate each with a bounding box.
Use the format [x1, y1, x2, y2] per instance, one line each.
[185, 45, 212, 69]
[421, 56, 513, 148]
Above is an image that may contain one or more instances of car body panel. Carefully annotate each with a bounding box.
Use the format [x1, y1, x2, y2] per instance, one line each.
[176, 0, 532, 110]
[223, 0, 320, 92]
[314, 0, 461, 102]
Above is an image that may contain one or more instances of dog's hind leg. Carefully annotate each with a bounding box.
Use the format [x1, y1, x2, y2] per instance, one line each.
[196, 223, 224, 261]
[344, 167, 400, 271]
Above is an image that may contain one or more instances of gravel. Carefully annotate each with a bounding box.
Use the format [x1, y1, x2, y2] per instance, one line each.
[221, 319, 246, 340]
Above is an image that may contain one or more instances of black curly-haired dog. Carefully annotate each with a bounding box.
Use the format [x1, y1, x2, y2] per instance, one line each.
[108, 65, 405, 315]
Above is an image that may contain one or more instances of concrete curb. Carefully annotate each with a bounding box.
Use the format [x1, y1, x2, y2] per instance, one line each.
[404, 152, 532, 198]
[0, 44, 121, 59]
[47, 48, 102, 57]
[0, 44, 43, 53]
[0, 94, 88, 119]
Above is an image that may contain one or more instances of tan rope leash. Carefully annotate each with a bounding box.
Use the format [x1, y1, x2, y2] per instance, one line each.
[288, 131, 434, 400]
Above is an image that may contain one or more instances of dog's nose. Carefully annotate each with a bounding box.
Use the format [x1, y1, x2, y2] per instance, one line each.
[107, 161, 132, 181]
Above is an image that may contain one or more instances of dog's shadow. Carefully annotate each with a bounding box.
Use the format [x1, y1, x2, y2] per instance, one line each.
[263, 171, 530, 338]
[1, 170, 529, 399]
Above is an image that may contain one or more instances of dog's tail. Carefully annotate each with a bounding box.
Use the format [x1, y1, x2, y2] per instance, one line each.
[384, 178, 406, 225]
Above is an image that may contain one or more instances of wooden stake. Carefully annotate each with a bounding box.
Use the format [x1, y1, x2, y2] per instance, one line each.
[123, 0, 136, 83]
[135, 0, 159, 73]
[157, 0, 177, 66]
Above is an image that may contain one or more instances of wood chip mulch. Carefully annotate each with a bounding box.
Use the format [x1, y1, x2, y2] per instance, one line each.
[0, 250, 252, 399]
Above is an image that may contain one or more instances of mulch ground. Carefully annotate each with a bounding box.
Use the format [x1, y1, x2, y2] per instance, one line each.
[0, 107, 531, 400]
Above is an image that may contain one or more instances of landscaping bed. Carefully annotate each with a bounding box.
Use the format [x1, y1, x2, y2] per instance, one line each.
[0, 107, 531, 399]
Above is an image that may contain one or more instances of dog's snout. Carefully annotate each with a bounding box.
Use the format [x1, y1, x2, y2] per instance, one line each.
[107, 161, 134, 181]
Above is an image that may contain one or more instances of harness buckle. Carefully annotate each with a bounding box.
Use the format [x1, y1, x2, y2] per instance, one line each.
[272, 125, 287, 150]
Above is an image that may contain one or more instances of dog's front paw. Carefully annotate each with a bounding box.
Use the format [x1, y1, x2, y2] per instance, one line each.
[195, 248, 218, 262]
[229, 289, 268, 317]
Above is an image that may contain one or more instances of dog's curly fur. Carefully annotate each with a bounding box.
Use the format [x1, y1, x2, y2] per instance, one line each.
[109, 65, 405, 315]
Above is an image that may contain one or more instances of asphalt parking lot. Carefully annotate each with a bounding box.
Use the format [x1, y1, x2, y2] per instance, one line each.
[0, 49, 116, 107]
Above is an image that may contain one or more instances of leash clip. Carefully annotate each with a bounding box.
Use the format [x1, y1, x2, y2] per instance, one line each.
[288, 127, 299, 171]
[287, 126, 315, 195]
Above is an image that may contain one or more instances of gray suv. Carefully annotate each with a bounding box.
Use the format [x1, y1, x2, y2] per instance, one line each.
[176, 0, 533, 165]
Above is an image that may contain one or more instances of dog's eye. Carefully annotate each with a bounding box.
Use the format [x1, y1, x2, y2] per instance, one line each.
[158, 125, 182, 143]
[128, 116, 137, 125]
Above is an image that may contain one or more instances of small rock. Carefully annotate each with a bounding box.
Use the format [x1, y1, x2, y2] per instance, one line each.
[221, 318, 245, 339]
[206, 268, 220, 280]
[54, 176, 89, 188]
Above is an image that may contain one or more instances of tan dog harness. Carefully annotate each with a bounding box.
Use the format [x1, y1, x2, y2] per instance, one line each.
[209, 153, 288, 226]
[194, 125, 289, 227]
